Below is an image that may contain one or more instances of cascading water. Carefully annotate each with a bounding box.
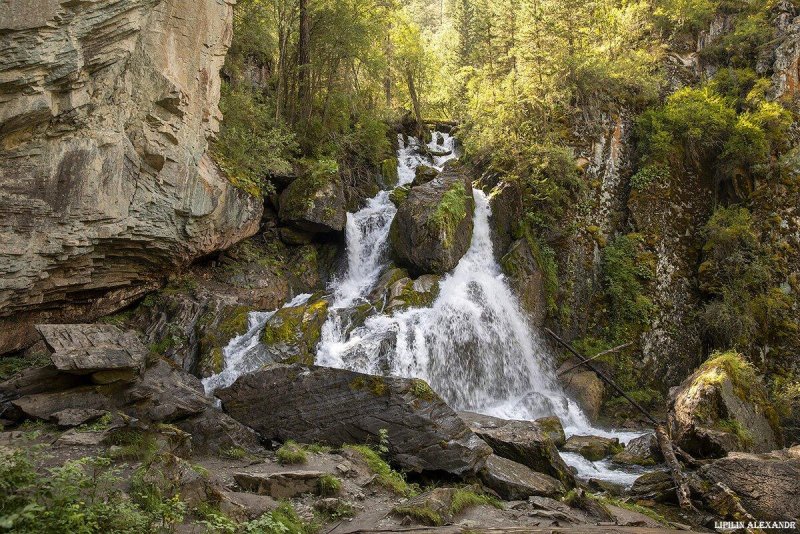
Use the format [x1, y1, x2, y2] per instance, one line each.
[210, 130, 645, 486]
[202, 293, 312, 393]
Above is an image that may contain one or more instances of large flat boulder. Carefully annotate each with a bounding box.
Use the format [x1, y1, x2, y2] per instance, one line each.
[36, 324, 147, 379]
[478, 454, 565, 500]
[389, 164, 475, 275]
[459, 411, 574, 488]
[692, 446, 800, 522]
[217, 365, 492, 476]
[668, 351, 780, 458]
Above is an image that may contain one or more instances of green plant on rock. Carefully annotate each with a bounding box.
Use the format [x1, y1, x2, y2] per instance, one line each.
[243, 503, 310, 534]
[344, 445, 416, 497]
[450, 488, 503, 514]
[276, 441, 308, 465]
[317, 474, 342, 496]
[429, 181, 467, 249]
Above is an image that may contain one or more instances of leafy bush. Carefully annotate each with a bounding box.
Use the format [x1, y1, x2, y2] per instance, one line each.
[213, 82, 297, 198]
[0, 451, 155, 533]
[602, 234, 655, 330]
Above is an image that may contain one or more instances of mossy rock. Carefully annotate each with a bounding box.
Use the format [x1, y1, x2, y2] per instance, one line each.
[380, 158, 400, 188]
[198, 305, 252, 377]
[668, 351, 781, 458]
[389, 167, 474, 275]
[261, 295, 329, 365]
[412, 165, 439, 187]
[389, 186, 410, 207]
[385, 275, 441, 314]
[278, 167, 346, 233]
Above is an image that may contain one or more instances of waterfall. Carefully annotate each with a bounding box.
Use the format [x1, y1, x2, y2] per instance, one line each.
[210, 130, 644, 484]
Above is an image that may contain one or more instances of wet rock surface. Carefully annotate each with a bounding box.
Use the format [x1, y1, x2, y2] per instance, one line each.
[562, 435, 622, 461]
[218, 364, 492, 475]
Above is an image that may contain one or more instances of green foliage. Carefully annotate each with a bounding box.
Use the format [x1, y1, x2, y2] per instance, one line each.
[220, 446, 248, 460]
[602, 234, 655, 332]
[0, 352, 50, 381]
[630, 164, 669, 191]
[391, 503, 443, 526]
[449, 488, 503, 514]
[317, 474, 342, 497]
[276, 441, 308, 465]
[195, 503, 238, 534]
[698, 206, 792, 351]
[213, 82, 296, 197]
[107, 429, 159, 463]
[0, 451, 157, 534]
[344, 445, 416, 496]
[430, 181, 468, 249]
[243, 503, 310, 534]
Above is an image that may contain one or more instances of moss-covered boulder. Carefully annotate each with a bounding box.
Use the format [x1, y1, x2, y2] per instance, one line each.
[668, 351, 781, 458]
[611, 433, 663, 467]
[412, 165, 439, 187]
[278, 166, 347, 233]
[261, 295, 330, 365]
[379, 157, 399, 188]
[562, 435, 623, 461]
[389, 185, 410, 208]
[389, 166, 474, 275]
[385, 275, 441, 314]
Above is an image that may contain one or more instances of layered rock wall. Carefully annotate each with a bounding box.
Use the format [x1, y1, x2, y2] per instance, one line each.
[0, 0, 263, 354]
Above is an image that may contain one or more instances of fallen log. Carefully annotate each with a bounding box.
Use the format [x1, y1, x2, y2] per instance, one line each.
[656, 425, 696, 511]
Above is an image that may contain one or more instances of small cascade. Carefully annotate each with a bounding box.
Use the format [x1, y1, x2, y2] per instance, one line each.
[202, 293, 312, 394]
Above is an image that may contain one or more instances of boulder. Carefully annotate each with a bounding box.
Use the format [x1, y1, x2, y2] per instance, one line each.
[12, 388, 115, 421]
[535, 416, 567, 448]
[35, 324, 147, 380]
[668, 352, 780, 458]
[412, 165, 440, 187]
[392, 487, 459, 526]
[630, 470, 676, 503]
[50, 408, 109, 428]
[558, 363, 605, 422]
[389, 165, 475, 275]
[176, 409, 263, 456]
[692, 446, 800, 522]
[612, 433, 662, 466]
[500, 239, 547, 326]
[217, 365, 492, 476]
[479, 454, 565, 500]
[0, 0, 263, 356]
[388, 186, 410, 208]
[459, 411, 575, 487]
[121, 360, 215, 422]
[278, 171, 347, 233]
[384, 275, 441, 314]
[234, 471, 326, 499]
[260, 296, 329, 365]
[562, 435, 622, 461]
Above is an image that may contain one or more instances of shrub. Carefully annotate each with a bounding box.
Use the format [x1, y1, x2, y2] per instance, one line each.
[343, 445, 416, 496]
[317, 474, 342, 496]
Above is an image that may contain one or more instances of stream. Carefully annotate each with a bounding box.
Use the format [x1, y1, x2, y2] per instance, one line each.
[205, 132, 647, 487]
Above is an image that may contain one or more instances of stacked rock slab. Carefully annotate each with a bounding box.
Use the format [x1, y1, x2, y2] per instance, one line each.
[0, 0, 263, 354]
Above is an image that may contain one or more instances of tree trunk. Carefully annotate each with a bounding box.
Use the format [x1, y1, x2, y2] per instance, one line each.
[655, 425, 695, 511]
[406, 69, 427, 141]
[297, 0, 311, 126]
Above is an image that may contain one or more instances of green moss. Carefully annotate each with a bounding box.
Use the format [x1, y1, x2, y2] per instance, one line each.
[318, 474, 342, 496]
[392, 503, 443, 526]
[344, 445, 415, 496]
[429, 181, 467, 249]
[597, 495, 668, 525]
[450, 489, 503, 515]
[715, 419, 754, 448]
[0, 352, 50, 380]
[380, 158, 400, 187]
[389, 185, 410, 207]
[408, 379, 437, 402]
[276, 441, 308, 465]
[350, 375, 389, 396]
[281, 159, 339, 217]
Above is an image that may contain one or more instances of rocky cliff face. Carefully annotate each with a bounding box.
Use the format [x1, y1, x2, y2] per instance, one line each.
[0, 0, 263, 354]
